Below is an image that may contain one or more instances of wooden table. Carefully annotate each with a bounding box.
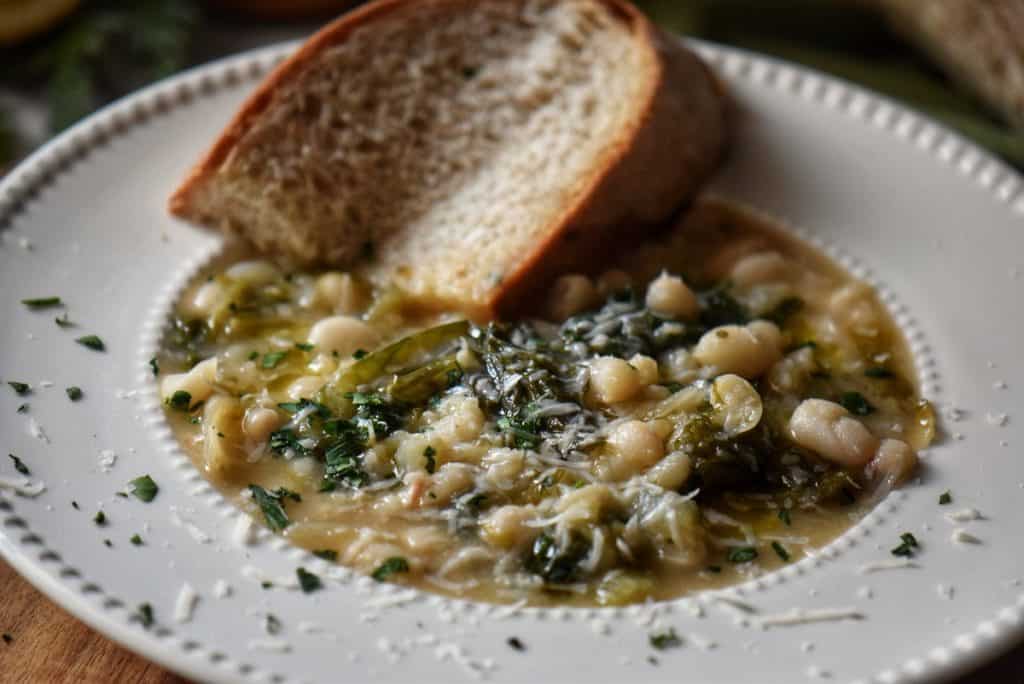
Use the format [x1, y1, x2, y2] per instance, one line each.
[1, 557, 1022, 683]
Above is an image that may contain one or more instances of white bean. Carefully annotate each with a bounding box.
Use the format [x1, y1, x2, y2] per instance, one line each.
[628, 354, 659, 386]
[314, 272, 364, 314]
[692, 320, 782, 378]
[709, 374, 763, 436]
[480, 506, 538, 549]
[547, 274, 597, 321]
[788, 398, 879, 467]
[481, 448, 527, 490]
[422, 464, 476, 507]
[600, 420, 665, 481]
[183, 280, 225, 319]
[645, 451, 692, 490]
[868, 439, 918, 486]
[730, 251, 789, 288]
[588, 356, 642, 404]
[645, 272, 698, 319]
[225, 259, 279, 285]
[829, 281, 879, 333]
[242, 407, 281, 443]
[286, 375, 325, 401]
[161, 357, 218, 406]
[430, 394, 486, 443]
[767, 347, 817, 393]
[307, 315, 379, 357]
[394, 433, 444, 473]
[202, 395, 246, 478]
[596, 269, 632, 298]
[555, 484, 616, 525]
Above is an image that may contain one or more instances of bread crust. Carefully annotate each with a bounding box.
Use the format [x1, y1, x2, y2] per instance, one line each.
[169, 0, 730, 318]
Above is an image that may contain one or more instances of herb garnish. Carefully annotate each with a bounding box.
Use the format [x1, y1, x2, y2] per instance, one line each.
[939, 491, 952, 505]
[261, 351, 288, 369]
[21, 297, 63, 309]
[8, 454, 29, 476]
[93, 511, 107, 526]
[130, 534, 143, 546]
[771, 541, 791, 562]
[423, 446, 437, 474]
[248, 484, 294, 532]
[55, 313, 74, 328]
[372, 557, 410, 582]
[778, 509, 792, 526]
[264, 614, 282, 635]
[506, 636, 526, 651]
[75, 335, 105, 351]
[727, 546, 758, 563]
[7, 382, 30, 395]
[16, 404, 28, 414]
[129, 475, 159, 502]
[313, 549, 337, 562]
[353, 349, 368, 360]
[149, 357, 160, 376]
[66, 386, 83, 401]
[135, 603, 154, 629]
[296, 567, 322, 593]
[166, 390, 192, 411]
[649, 628, 682, 650]
[295, 342, 314, 352]
[839, 391, 874, 416]
[891, 532, 919, 557]
[277, 398, 331, 418]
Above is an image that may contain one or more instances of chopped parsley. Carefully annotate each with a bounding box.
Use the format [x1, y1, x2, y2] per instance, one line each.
[75, 335, 105, 351]
[771, 541, 791, 562]
[839, 391, 874, 416]
[261, 351, 288, 369]
[353, 349, 368, 360]
[135, 603, 154, 629]
[268, 428, 312, 457]
[295, 342, 315, 352]
[103, 539, 113, 548]
[7, 382, 30, 395]
[16, 404, 28, 413]
[166, 390, 192, 411]
[248, 351, 259, 362]
[423, 445, 437, 474]
[129, 475, 159, 502]
[727, 546, 758, 563]
[313, 549, 338, 562]
[296, 567, 322, 593]
[149, 357, 160, 376]
[939, 491, 952, 505]
[649, 628, 682, 650]
[277, 398, 331, 418]
[21, 296, 63, 309]
[264, 614, 282, 635]
[66, 386, 83, 401]
[864, 367, 893, 379]
[891, 532, 919, 557]
[765, 296, 804, 325]
[248, 484, 294, 532]
[8, 454, 29, 476]
[778, 509, 792, 526]
[54, 313, 74, 328]
[506, 636, 526, 651]
[93, 511, 107, 526]
[371, 556, 410, 582]
[130, 534, 143, 546]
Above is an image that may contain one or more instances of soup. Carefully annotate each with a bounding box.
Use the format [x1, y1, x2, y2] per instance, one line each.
[157, 199, 933, 605]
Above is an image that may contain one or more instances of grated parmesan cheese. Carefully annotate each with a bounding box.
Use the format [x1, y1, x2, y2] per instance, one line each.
[173, 583, 199, 623]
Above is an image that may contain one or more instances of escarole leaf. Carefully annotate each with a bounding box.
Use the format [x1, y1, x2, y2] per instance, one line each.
[320, 320, 469, 411]
[388, 355, 463, 404]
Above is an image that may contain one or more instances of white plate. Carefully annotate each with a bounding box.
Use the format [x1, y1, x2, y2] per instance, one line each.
[1, 40, 1023, 684]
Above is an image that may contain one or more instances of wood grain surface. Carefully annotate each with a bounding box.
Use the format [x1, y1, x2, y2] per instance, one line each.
[2, 556, 1023, 683]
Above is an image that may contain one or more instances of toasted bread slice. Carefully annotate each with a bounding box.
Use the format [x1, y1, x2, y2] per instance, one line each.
[169, 0, 729, 318]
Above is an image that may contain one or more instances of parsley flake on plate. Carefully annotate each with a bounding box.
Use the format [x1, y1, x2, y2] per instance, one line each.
[7, 382, 30, 395]
[771, 541, 791, 562]
[262, 351, 288, 369]
[21, 297, 63, 309]
[129, 475, 159, 502]
[727, 546, 758, 563]
[135, 603, 154, 629]
[66, 386, 83, 401]
[75, 335, 105, 351]
[296, 567, 322, 593]
[939, 490, 952, 505]
[649, 627, 682, 650]
[313, 549, 338, 562]
[8, 454, 29, 476]
[891, 532, 919, 557]
[93, 511, 107, 526]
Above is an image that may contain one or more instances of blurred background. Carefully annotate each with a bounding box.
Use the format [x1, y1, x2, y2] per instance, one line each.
[0, 0, 1021, 175]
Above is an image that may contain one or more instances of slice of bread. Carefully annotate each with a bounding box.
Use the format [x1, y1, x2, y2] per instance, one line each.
[169, 0, 729, 318]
